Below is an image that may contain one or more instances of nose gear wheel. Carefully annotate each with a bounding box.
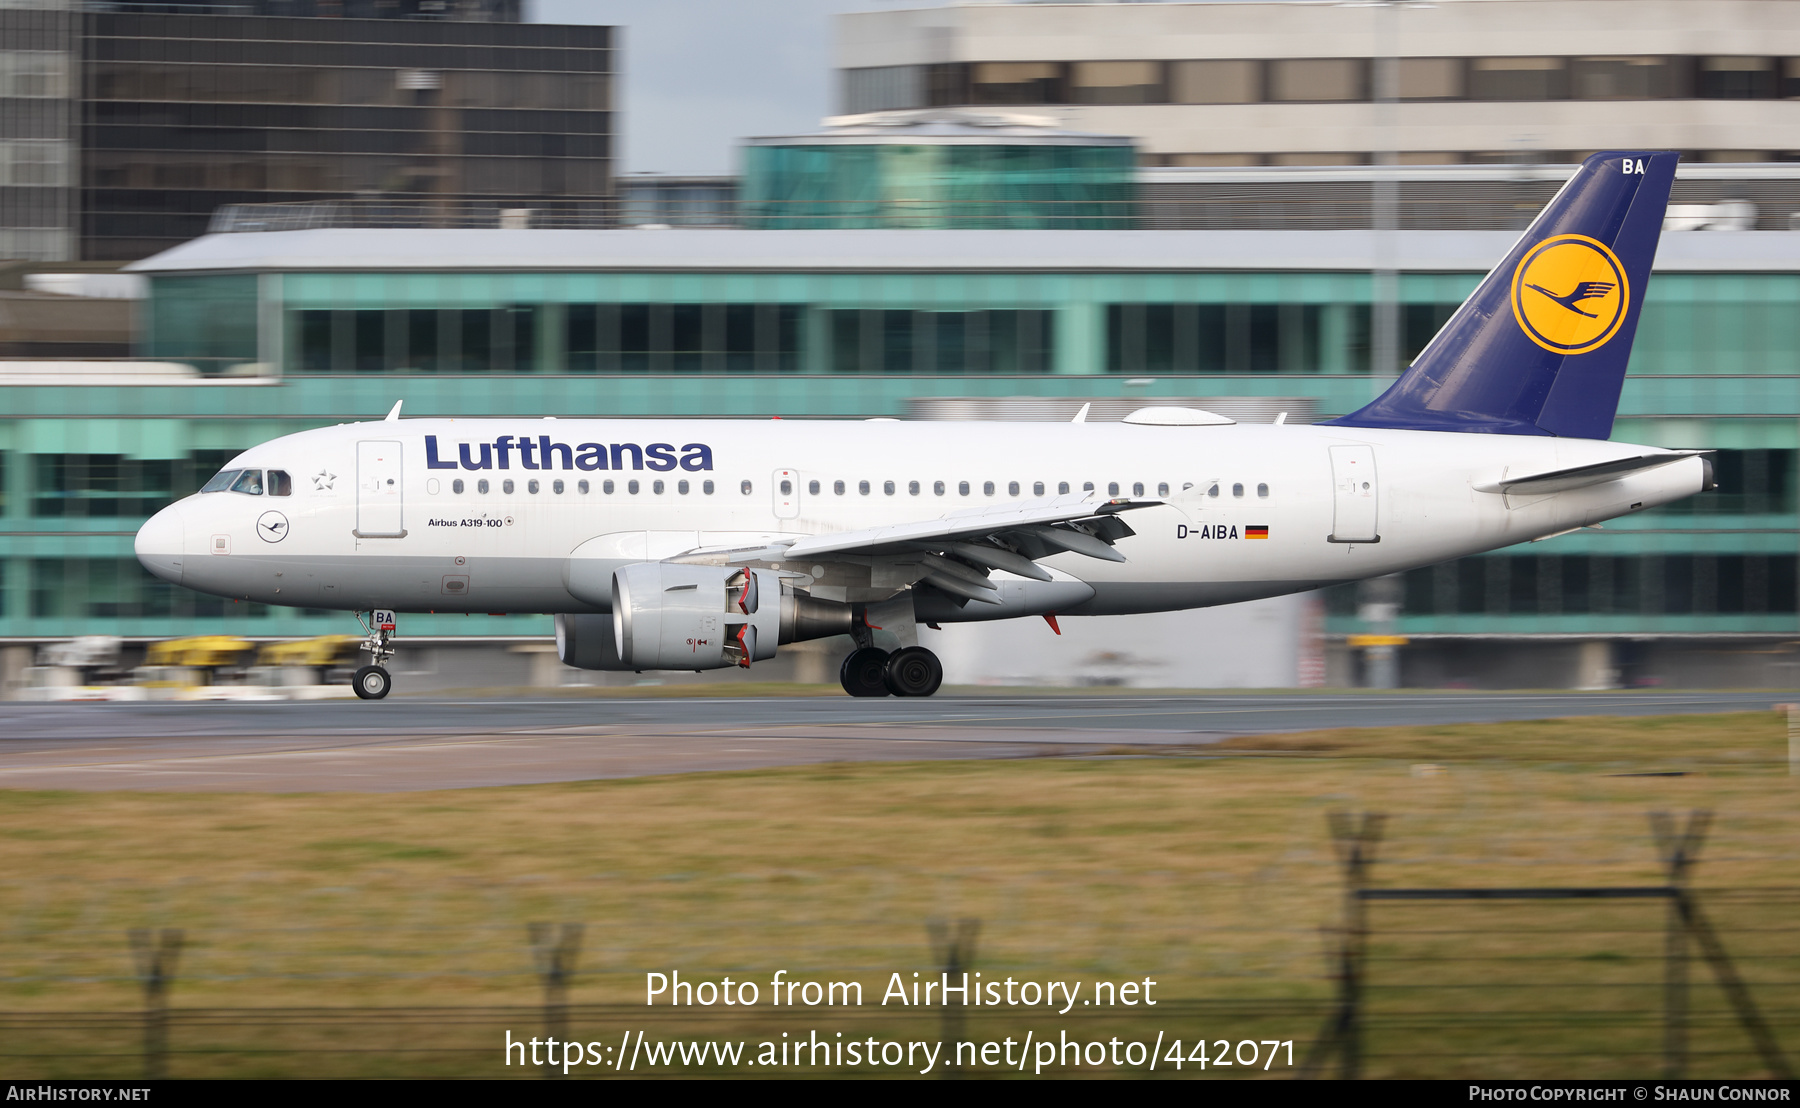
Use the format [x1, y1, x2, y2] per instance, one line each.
[353, 664, 391, 700]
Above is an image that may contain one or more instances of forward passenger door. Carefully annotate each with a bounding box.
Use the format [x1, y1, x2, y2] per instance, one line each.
[356, 440, 406, 538]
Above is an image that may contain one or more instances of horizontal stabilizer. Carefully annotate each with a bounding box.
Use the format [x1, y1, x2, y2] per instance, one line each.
[1474, 451, 1708, 496]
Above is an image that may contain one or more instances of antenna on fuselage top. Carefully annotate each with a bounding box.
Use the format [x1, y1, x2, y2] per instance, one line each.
[1071, 403, 1090, 424]
[385, 400, 403, 422]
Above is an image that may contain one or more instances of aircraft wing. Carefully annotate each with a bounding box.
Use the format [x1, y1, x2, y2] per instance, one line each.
[782, 494, 1155, 559]
[1474, 451, 1710, 496]
[670, 493, 1160, 605]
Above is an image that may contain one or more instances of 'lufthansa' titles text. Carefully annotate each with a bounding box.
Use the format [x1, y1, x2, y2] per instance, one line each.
[425, 435, 713, 472]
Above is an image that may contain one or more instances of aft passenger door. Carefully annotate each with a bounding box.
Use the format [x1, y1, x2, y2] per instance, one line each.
[772, 468, 800, 519]
[356, 440, 406, 537]
[1327, 444, 1379, 543]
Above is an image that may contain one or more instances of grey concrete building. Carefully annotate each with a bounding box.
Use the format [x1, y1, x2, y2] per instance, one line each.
[836, 1, 1800, 166]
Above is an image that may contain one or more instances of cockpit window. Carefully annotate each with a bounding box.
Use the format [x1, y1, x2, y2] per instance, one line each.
[200, 469, 242, 493]
[229, 470, 264, 496]
[268, 470, 292, 496]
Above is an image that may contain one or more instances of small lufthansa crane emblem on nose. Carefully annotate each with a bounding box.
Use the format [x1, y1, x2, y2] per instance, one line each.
[257, 510, 290, 543]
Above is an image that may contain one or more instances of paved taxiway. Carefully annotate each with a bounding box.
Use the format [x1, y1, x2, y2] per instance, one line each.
[0, 691, 1781, 792]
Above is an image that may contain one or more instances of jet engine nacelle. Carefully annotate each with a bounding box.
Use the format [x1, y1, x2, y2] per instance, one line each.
[555, 611, 632, 671]
[611, 563, 781, 670]
[557, 564, 855, 672]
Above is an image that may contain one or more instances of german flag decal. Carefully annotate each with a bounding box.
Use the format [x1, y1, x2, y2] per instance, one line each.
[1246, 525, 1270, 540]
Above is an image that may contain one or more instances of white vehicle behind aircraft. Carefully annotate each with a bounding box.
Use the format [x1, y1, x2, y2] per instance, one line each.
[136, 151, 1709, 699]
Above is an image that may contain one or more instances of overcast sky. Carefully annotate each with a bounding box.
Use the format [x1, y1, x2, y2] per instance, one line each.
[533, 0, 920, 177]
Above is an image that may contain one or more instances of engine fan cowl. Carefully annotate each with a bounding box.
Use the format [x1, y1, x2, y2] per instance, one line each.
[611, 563, 780, 670]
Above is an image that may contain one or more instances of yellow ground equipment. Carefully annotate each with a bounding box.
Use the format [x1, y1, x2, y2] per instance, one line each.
[143, 636, 255, 669]
[256, 635, 362, 670]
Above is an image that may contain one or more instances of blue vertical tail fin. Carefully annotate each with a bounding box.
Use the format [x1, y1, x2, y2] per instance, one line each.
[1327, 151, 1678, 439]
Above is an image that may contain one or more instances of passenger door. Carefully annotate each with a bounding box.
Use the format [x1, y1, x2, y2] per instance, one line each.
[1327, 444, 1379, 543]
[356, 440, 406, 537]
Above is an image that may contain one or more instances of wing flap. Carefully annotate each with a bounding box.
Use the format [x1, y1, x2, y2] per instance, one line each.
[778, 494, 1157, 560]
[662, 494, 1160, 606]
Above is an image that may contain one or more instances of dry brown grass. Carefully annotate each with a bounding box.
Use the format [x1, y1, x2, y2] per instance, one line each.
[0, 711, 1795, 1077]
[1212, 710, 1788, 765]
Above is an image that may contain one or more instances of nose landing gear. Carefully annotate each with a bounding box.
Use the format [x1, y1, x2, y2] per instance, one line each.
[353, 609, 397, 700]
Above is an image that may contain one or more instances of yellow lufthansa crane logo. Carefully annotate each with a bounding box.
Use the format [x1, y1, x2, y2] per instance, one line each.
[1510, 234, 1629, 355]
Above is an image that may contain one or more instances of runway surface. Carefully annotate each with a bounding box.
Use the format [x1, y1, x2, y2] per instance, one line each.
[0, 691, 1782, 792]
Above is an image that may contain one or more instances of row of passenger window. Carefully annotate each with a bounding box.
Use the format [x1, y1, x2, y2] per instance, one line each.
[449, 477, 716, 496]
[791, 478, 1271, 498]
[445, 476, 1274, 498]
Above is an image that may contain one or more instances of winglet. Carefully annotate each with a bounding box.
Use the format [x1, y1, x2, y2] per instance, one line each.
[1071, 403, 1090, 424]
[385, 400, 403, 422]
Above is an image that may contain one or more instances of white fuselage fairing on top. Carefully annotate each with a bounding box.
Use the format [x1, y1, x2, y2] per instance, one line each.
[135, 416, 1706, 618]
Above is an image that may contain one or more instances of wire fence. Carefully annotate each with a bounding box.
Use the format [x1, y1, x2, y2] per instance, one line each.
[1302, 811, 1795, 1081]
[2, 813, 1794, 1078]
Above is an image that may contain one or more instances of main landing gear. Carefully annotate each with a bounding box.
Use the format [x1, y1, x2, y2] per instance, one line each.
[839, 645, 943, 698]
[353, 608, 397, 700]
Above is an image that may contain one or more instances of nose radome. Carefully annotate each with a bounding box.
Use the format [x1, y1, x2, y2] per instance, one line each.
[135, 505, 185, 586]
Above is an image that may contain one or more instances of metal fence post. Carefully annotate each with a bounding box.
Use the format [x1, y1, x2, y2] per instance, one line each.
[528, 922, 583, 1079]
[128, 928, 183, 1080]
[927, 918, 980, 1078]
[1299, 811, 1385, 1079]
[1650, 810, 1707, 1079]
[1652, 811, 1793, 1079]
[1335, 811, 1384, 1080]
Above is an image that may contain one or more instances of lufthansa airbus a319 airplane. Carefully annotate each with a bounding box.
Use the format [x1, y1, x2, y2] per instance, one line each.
[135, 151, 1709, 700]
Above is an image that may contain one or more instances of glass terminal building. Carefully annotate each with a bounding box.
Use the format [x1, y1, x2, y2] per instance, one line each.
[0, 218, 1778, 685]
[738, 111, 1136, 230]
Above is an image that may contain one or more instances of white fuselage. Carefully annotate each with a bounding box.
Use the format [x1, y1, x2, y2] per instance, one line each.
[134, 418, 1708, 619]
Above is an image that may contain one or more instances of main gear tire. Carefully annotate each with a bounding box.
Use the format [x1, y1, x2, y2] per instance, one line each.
[883, 646, 943, 698]
[353, 664, 392, 700]
[839, 647, 892, 697]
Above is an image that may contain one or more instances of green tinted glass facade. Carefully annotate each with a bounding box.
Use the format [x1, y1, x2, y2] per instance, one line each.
[145, 274, 258, 369]
[740, 143, 1137, 229]
[4, 243, 1793, 643]
[146, 268, 1800, 386]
